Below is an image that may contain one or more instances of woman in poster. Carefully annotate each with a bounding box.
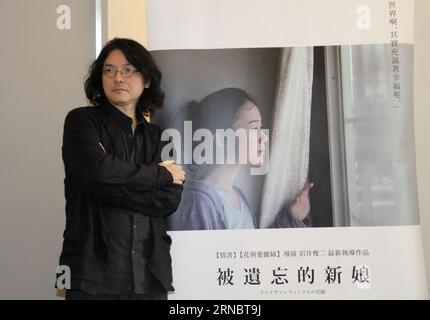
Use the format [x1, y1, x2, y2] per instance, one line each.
[168, 87, 313, 230]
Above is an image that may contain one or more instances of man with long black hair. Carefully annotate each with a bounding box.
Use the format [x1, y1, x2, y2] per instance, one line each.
[57, 38, 184, 300]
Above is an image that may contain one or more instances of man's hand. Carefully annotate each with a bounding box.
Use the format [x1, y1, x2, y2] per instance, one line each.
[289, 182, 314, 221]
[159, 160, 186, 185]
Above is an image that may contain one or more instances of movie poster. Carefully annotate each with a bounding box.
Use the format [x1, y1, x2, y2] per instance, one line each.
[146, 0, 427, 299]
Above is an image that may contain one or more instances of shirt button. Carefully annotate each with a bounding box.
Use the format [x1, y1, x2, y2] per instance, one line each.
[133, 225, 137, 229]
[132, 250, 135, 254]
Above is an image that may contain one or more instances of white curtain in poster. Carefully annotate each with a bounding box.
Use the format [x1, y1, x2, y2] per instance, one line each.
[260, 47, 314, 228]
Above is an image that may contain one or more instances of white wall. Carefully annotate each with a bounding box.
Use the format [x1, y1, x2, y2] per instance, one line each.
[414, 0, 430, 290]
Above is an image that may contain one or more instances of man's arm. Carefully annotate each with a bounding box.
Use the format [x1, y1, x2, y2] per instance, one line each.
[92, 120, 184, 217]
[62, 108, 174, 199]
[115, 184, 183, 218]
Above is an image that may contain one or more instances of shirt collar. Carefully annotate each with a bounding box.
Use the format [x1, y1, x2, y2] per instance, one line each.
[104, 101, 145, 126]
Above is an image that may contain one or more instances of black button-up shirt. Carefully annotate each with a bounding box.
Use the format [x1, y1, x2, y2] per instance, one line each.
[96, 104, 156, 294]
[59, 102, 182, 295]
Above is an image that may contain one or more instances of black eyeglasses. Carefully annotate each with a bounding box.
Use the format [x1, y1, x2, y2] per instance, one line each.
[102, 65, 139, 78]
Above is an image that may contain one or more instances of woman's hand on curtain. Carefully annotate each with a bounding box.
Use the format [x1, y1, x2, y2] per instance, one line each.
[289, 182, 314, 221]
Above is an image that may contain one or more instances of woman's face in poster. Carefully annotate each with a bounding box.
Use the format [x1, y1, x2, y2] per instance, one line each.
[232, 102, 268, 166]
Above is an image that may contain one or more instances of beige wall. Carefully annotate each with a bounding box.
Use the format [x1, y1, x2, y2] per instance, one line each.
[105, 0, 147, 45]
[414, 0, 430, 289]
